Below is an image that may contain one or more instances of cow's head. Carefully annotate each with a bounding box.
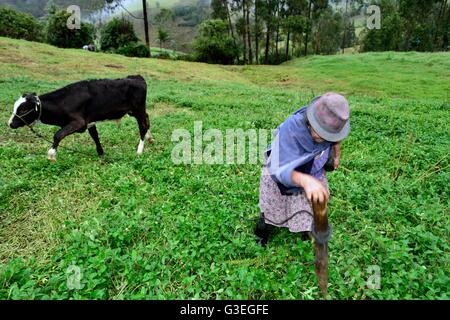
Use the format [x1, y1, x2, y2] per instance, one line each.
[8, 93, 41, 129]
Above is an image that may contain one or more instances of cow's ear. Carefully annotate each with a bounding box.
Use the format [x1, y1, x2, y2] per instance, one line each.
[22, 94, 27, 98]
[31, 92, 37, 96]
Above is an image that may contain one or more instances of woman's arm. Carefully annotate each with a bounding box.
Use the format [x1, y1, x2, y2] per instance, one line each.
[291, 171, 329, 204]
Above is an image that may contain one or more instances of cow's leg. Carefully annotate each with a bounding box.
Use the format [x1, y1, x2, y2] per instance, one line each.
[48, 121, 85, 161]
[135, 112, 150, 155]
[144, 113, 155, 143]
[88, 125, 104, 156]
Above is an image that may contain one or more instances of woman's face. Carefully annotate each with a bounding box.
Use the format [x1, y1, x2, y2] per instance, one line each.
[308, 124, 326, 144]
[311, 129, 326, 144]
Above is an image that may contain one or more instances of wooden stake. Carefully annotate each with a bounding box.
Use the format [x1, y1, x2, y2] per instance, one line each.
[312, 200, 329, 298]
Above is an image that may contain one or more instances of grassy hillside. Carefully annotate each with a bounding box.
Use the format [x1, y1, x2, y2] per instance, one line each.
[0, 37, 448, 299]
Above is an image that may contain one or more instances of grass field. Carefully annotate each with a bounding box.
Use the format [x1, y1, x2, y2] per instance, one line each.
[0, 37, 449, 299]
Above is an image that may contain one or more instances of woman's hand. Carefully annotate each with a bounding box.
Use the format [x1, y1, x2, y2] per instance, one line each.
[292, 171, 329, 204]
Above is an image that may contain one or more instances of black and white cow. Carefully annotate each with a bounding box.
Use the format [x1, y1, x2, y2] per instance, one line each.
[8, 75, 154, 161]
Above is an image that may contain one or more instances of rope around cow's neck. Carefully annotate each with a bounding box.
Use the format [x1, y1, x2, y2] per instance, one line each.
[14, 95, 42, 126]
[14, 96, 54, 145]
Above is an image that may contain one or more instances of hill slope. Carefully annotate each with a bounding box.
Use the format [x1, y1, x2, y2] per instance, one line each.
[0, 37, 449, 300]
[0, 37, 448, 100]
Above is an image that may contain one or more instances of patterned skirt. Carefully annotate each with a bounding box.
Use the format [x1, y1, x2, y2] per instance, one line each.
[258, 166, 329, 233]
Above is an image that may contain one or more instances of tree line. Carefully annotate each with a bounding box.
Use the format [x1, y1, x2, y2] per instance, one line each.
[362, 0, 449, 52]
[1, 0, 448, 65]
[201, 0, 448, 65]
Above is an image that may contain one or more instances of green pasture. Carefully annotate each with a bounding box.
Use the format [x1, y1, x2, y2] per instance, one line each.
[0, 37, 448, 299]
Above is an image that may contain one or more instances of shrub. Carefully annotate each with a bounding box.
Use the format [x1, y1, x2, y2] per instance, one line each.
[157, 27, 170, 49]
[100, 18, 150, 58]
[100, 18, 139, 51]
[0, 7, 43, 42]
[175, 54, 196, 62]
[46, 10, 94, 49]
[361, 12, 404, 52]
[193, 19, 238, 65]
[116, 43, 150, 58]
[153, 51, 171, 59]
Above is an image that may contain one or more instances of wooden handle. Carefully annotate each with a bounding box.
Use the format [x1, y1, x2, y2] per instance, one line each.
[312, 200, 328, 232]
[312, 200, 329, 298]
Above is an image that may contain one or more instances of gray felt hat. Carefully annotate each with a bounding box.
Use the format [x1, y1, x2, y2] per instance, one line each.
[306, 93, 350, 142]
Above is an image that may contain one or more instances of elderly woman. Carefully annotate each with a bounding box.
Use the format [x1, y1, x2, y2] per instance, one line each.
[255, 93, 351, 246]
